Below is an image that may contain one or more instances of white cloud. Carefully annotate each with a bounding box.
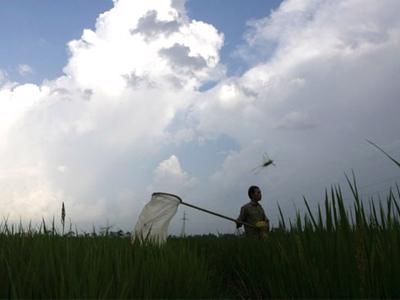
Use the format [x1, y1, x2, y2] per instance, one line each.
[0, 0, 222, 229]
[57, 165, 68, 173]
[64, 1, 223, 95]
[149, 155, 197, 196]
[186, 0, 400, 228]
[0, 83, 46, 141]
[18, 64, 34, 76]
[192, 0, 400, 145]
[275, 111, 317, 130]
[0, 69, 6, 83]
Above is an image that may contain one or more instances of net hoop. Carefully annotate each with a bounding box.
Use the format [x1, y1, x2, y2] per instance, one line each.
[151, 192, 183, 203]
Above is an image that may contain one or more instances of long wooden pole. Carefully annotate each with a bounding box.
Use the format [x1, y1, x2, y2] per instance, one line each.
[152, 192, 258, 229]
[181, 201, 256, 228]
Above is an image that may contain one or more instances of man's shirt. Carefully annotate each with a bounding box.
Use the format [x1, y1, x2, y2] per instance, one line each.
[237, 200, 268, 237]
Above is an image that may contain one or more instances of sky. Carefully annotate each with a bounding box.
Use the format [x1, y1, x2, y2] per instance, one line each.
[0, 0, 399, 235]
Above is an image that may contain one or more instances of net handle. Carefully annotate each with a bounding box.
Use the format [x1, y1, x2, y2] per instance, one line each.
[152, 192, 256, 228]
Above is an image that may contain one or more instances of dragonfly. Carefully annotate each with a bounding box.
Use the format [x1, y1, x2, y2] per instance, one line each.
[252, 152, 276, 174]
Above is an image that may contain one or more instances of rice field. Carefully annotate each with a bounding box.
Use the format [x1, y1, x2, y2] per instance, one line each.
[1, 174, 400, 299]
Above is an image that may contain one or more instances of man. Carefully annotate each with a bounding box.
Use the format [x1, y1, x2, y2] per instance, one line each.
[236, 185, 270, 238]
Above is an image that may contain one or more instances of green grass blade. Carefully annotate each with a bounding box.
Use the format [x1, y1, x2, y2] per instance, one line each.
[367, 139, 400, 168]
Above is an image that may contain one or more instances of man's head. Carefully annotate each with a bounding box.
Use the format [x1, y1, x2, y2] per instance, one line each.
[248, 185, 262, 202]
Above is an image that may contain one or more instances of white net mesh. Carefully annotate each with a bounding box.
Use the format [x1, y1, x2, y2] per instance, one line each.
[132, 193, 181, 244]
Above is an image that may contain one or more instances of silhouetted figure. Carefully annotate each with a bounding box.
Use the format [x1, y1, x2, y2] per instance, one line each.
[237, 185, 269, 238]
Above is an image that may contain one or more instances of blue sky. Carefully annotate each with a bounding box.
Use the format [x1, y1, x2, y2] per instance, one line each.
[186, 0, 282, 75]
[0, 1, 113, 83]
[0, 0, 399, 235]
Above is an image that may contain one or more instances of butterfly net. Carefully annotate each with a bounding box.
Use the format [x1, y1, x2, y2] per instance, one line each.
[132, 193, 181, 244]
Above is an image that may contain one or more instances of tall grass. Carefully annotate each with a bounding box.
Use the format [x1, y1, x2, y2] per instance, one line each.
[0, 232, 213, 298]
[1, 174, 400, 298]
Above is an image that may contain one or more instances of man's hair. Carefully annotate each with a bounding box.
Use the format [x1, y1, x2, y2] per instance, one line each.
[248, 185, 260, 199]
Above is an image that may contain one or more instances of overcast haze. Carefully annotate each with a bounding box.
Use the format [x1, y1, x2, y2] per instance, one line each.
[0, 0, 399, 235]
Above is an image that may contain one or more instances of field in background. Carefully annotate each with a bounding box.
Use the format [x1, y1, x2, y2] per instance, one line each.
[1, 174, 400, 299]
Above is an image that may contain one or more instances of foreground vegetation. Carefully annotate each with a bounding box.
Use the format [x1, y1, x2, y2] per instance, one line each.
[1, 174, 400, 298]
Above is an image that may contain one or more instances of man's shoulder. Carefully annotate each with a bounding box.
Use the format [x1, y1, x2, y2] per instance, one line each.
[242, 201, 265, 210]
[241, 202, 253, 209]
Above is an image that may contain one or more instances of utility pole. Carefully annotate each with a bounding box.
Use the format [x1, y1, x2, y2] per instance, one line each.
[180, 211, 188, 237]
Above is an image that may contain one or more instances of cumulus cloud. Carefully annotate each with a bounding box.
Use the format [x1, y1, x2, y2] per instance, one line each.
[196, 0, 400, 136]
[64, 1, 223, 94]
[149, 155, 197, 195]
[18, 64, 34, 76]
[186, 0, 400, 228]
[0, 69, 6, 83]
[131, 10, 180, 39]
[275, 111, 317, 130]
[0, 0, 223, 229]
[160, 43, 208, 70]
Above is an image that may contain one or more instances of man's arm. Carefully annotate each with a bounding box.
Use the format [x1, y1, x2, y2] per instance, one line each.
[261, 207, 270, 231]
[236, 206, 246, 228]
